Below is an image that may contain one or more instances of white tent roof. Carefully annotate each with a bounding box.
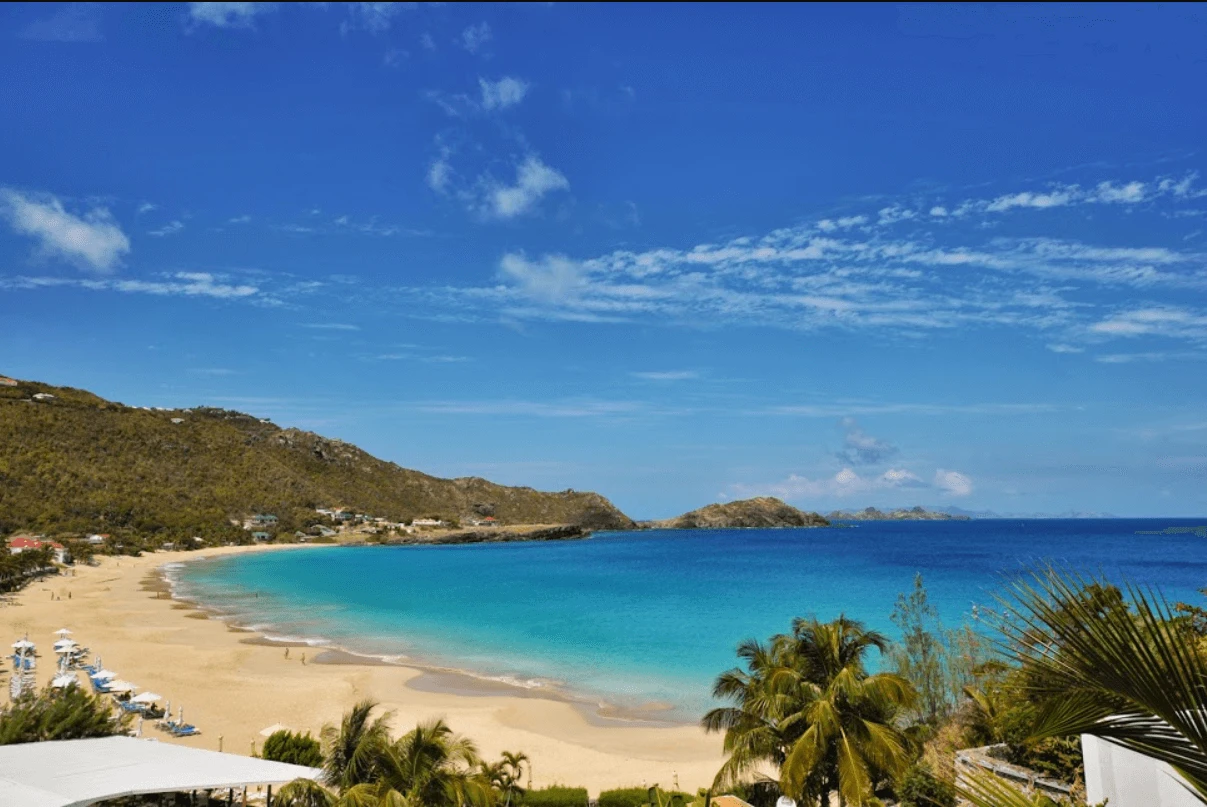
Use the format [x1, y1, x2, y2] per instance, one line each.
[0, 736, 321, 807]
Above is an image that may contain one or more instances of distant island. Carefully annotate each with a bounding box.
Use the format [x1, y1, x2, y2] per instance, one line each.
[645, 497, 830, 529]
[827, 506, 971, 521]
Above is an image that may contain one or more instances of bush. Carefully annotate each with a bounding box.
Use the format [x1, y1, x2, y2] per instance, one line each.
[0, 683, 128, 744]
[521, 786, 589, 807]
[261, 730, 323, 767]
[598, 788, 695, 807]
[896, 763, 956, 807]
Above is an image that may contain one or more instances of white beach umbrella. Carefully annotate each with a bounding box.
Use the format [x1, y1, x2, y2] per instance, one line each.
[130, 692, 162, 704]
[51, 673, 78, 688]
[92, 669, 118, 680]
[53, 638, 77, 648]
[12, 639, 35, 650]
[54, 628, 73, 637]
[106, 680, 136, 693]
[259, 723, 291, 737]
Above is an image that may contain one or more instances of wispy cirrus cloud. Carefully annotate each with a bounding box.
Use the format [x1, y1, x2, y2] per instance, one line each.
[2, 271, 258, 300]
[397, 170, 1207, 360]
[148, 220, 185, 237]
[0, 188, 130, 272]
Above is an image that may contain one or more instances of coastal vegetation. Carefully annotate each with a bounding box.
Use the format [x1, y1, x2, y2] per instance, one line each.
[0, 682, 129, 744]
[703, 570, 1207, 806]
[0, 376, 635, 546]
[0, 545, 57, 593]
[827, 506, 969, 522]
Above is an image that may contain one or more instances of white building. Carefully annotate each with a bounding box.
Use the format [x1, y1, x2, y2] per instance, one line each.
[1082, 734, 1200, 807]
[411, 518, 445, 527]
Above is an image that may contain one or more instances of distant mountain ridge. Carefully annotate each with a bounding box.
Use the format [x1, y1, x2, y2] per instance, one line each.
[0, 375, 636, 540]
[828, 506, 970, 521]
[647, 497, 830, 529]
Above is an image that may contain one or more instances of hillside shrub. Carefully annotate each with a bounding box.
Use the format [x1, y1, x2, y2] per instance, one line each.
[896, 763, 956, 807]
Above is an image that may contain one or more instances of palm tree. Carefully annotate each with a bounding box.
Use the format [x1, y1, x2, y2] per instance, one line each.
[334, 717, 492, 807]
[482, 751, 529, 807]
[984, 569, 1207, 802]
[703, 616, 917, 807]
[321, 699, 394, 791]
[274, 778, 337, 807]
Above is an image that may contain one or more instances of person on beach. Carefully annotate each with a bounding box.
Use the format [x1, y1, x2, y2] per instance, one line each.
[301, 652, 306, 665]
[284, 647, 289, 659]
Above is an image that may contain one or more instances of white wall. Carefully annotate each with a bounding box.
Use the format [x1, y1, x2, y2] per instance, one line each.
[1082, 735, 1201, 807]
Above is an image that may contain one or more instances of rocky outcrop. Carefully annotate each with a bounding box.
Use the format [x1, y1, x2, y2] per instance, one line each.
[651, 497, 829, 529]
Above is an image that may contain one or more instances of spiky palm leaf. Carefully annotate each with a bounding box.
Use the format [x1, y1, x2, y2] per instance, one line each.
[321, 700, 394, 790]
[995, 569, 1207, 799]
[956, 770, 1066, 807]
[273, 778, 337, 807]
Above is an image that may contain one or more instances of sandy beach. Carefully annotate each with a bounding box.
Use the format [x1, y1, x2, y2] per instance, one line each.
[0, 546, 724, 794]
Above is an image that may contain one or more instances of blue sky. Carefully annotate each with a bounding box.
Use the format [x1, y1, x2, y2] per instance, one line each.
[2, 3, 1207, 518]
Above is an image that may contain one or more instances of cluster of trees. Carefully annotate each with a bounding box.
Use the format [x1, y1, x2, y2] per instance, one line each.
[0, 546, 56, 593]
[702, 570, 1207, 807]
[270, 701, 532, 807]
[0, 682, 130, 744]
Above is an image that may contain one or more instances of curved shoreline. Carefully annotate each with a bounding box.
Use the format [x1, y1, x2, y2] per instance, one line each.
[160, 550, 691, 728]
[1, 544, 724, 793]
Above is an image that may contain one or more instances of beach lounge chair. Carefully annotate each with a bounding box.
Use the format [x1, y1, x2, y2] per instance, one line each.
[170, 724, 200, 737]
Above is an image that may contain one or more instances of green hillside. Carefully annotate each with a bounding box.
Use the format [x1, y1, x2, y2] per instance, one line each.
[0, 375, 635, 542]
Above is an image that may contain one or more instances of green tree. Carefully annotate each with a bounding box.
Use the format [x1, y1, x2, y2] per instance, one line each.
[703, 616, 917, 807]
[890, 574, 950, 725]
[320, 699, 393, 790]
[264, 730, 324, 768]
[0, 683, 129, 744]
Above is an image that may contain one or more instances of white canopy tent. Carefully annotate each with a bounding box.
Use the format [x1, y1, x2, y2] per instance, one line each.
[130, 692, 161, 704]
[54, 628, 73, 638]
[0, 736, 321, 807]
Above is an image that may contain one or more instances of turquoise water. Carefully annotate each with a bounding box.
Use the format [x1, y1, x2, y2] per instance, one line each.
[173, 520, 1207, 721]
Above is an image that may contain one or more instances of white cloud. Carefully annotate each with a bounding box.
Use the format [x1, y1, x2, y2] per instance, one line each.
[484, 156, 570, 219]
[229, 215, 252, 224]
[499, 253, 587, 303]
[1046, 343, 1085, 354]
[148, 220, 184, 237]
[929, 206, 948, 217]
[188, 2, 276, 29]
[934, 469, 973, 496]
[1090, 181, 1147, 204]
[427, 158, 452, 193]
[303, 323, 360, 331]
[479, 77, 530, 110]
[881, 468, 925, 487]
[631, 370, 699, 381]
[137, 202, 157, 216]
[985, 189, 1075, 212]
[418, 399, 645, 418]
[420, 31, 435, 50]
[460, 21, 491, 53]
[4, 271, 259, 300]
[0, 188, 130, 272]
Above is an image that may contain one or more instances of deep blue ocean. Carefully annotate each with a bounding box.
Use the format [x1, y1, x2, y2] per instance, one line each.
[173, 520, 1207, 721]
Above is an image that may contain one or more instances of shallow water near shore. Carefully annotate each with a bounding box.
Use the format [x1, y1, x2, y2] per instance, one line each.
[172, 519, 1207, 722]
